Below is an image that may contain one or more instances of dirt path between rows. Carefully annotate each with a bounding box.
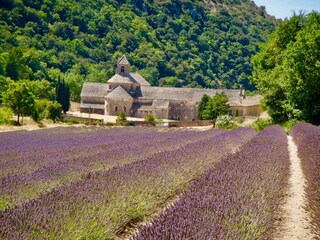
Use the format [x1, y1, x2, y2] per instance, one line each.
[276, 136, 315, 240]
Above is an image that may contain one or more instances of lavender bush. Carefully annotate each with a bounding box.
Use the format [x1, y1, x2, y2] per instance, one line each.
[133, 126, 290, 239]
[0, 127, 224, 209]
[291, 123, 320, 236]
[0, 127, 256, 239]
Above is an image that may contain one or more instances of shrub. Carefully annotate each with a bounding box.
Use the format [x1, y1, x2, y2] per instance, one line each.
[251, 118, 273, 132]
[64, 119, 80, 125]
[281, 119, 299, 134]
[216, 115, 239, 130]
[46, 101, 62, 121]
[0, 107, 14, 125]
[104, 122, 116, 126]
[144, 114, 155, 122]
[117, 112, 127, 122]
[234, 116, 245, 124]
[32, 99, 51, 122]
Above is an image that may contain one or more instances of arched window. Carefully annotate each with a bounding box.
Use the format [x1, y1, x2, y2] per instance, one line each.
[124, 107, 126, 112]
[115, 106, 118, 112]
[121, 66, 125, 73]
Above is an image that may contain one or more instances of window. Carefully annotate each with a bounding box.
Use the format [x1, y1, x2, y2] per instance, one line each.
[121, 66, 125, 73]
[115, 106, 118, 112]
[124, 107, 126, 112]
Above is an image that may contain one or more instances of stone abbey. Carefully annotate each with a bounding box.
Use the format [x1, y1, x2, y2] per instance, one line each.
[80, 56, 262, 121]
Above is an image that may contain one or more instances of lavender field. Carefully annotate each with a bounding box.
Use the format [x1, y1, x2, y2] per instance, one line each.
[133, 126, 290, 239]
[291, 123, 320, 236]
[0, 125, 302, 239]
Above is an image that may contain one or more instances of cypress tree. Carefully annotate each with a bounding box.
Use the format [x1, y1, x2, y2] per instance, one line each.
[197, 94, 210, 120]
[56, 77, 70, 114]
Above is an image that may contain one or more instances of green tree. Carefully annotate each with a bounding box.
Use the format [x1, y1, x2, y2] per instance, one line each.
[197, 94, 210, 120]
[252, 12, 320, 124]
[211, 93, 229, 120]
[198, 93, 229, 120]
[0, 76, 9, 102]
[56, 78, 70, 114]
[3, 81, 36, 124]
[31, 80, 56, 100]
[5, 48, 24, 80]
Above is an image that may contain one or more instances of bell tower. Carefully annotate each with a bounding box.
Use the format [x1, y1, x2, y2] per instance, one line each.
[116, 55, 130, 76]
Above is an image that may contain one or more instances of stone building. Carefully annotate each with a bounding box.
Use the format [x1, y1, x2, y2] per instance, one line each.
[80, 56, 262, 120]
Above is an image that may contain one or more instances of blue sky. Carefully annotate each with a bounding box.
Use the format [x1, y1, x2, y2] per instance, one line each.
[253, 0, 320, 19]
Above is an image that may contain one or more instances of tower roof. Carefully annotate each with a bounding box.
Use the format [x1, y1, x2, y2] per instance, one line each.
[117, 55, 130, 65]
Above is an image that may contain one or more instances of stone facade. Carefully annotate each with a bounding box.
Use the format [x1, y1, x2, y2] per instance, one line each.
[80, 56, 262, 120]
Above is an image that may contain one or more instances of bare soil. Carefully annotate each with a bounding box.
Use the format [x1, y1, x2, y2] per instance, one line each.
[276, 136, 316, 240]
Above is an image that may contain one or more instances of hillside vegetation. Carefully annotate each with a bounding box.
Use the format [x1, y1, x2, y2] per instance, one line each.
[0, 0, 277, 101]
[252, 12, 320, 125]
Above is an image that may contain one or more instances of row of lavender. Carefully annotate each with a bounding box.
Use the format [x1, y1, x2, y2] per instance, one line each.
[0, 127, 224, 210]
[291, 123, 320, 236]
[133, 126, 290, 239]
[0, 128, 256, 239]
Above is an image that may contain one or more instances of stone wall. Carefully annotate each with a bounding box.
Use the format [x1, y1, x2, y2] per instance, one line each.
[80, 108, 104, 115]
[243, 105, 261, 117]
[137, 107, 169, 119]
[106, 99, 133, 116]
[168, 101, 197, 121]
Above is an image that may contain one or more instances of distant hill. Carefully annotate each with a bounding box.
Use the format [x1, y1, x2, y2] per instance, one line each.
[0, 0, 278, 101]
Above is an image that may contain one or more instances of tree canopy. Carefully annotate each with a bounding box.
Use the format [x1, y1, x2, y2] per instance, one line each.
[0, 0, 278, 102]
[198, 93, 229, 120]
[252, 12, 320, 124]
[2, 80, 35, 124]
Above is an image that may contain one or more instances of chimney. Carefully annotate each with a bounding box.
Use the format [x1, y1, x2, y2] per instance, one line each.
[239, 85, 246, 100]
[239, 85, 243, 97]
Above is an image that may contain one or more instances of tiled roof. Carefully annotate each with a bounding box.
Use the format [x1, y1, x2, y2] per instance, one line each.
[129, 72, 151, 86]
[107, 74, 133, 84]
[117, 55, 130, 65]
[139, 86, 239, 102]
[80, 82, 109, 98]
[152, 100, 170, 108]
[106, 86, 133, 99]
[228, 95, 263, 107]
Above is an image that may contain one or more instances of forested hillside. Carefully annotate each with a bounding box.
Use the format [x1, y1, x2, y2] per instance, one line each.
[0, 0, 277, 101]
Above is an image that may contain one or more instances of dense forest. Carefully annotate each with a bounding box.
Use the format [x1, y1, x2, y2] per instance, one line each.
[0, 0, 278, 101]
